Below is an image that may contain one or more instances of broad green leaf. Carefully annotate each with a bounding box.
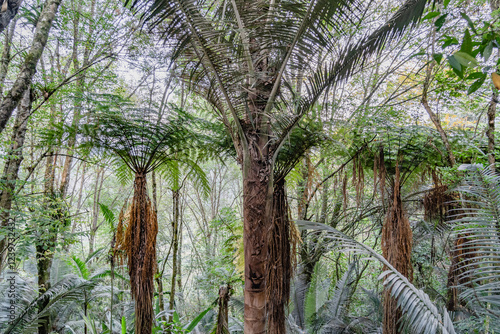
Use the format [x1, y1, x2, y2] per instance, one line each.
[466, 72, 485, 80]
[423, 11, 440, 20]
[185, 307, 212, 331]
[444, 0, 451, 9]
[453, 51, 478, 67]
[468, 74, 486, 94]
[173, 311, 180, 324]
[432, 53, 443, 64]
[435, 14, 448, 31]
[460, 29, 472, 54]
[442, 37, 458, 48]
[460, 12, 477, 34]
[121, 317, 126, 334]
[447, 55, 463, 78]
[484, 41, 494, 61]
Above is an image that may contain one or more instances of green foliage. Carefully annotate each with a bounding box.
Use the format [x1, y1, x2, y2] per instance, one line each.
[297, 220, 456, 334]
[449, 166, 500, 323]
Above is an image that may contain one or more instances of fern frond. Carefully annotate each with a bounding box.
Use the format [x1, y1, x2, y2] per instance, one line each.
[296, 220, 456, 334]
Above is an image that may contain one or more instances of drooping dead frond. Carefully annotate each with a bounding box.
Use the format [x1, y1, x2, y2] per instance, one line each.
[124, 173, 158, 334]
[381, 163, 413, 334]
[267, 178, 294, 334]
[423, 170, 454, 224]
[113, 200, 130, 266]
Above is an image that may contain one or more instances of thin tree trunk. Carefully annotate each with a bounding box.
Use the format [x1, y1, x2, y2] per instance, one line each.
[421, 63, 455, 167]
[37, 139, 60, 334]
[71, 161, 86, 233]
[0, 17, 16, 97]
[216, 285, 231, 334]
[152, 170, 168, 326]
[59, 0, 97, 195]
[177, 219, 182, 291]
[487, 92, 497, 170]
[0, 0, 62, 134]
[89, 167, 104, 256]
[0, 0, 22, 35]
[168, 188, 180, 326]
[0, 88, 31, 271]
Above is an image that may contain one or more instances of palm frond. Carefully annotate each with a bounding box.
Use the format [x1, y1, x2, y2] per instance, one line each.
[0, 275, 97, 334]
[449, 166, 500, 315]
[296, 220, 456, 334]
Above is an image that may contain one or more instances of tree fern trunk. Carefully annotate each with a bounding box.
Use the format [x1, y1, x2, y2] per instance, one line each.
[243, 152, 272, 334]
[126, 173, 158, 334]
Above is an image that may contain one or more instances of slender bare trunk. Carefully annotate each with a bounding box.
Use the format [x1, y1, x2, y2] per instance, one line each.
[0, 0, 22, 35]
[0, 88, 31, 271]
[151, 170, 167, 326]
[59, 0, 96, 195]
[216, 285, 231, 334]
[487, 92, 497, 170]
[421, 63, 455, 167]
[0, 0, 62, 134]
[168, 188, 180, 326]
[0, 17, 16, 97]
[89, 167, 104, 256]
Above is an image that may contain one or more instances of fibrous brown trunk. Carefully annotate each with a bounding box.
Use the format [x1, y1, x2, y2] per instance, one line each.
[382, 164, 413, 334]
[0, 88, 31, 271]
[266, 178, 292, 334]
[0, 0, 62, 134]
[243, 149, 272, 334]
[446, 234, 476, 311]
[125, 173, 158, 334]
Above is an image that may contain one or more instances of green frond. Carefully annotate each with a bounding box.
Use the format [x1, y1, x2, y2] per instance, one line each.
[98, 203, 116, 230]
[70, 256, 90, 280]
[1, 275, 97, 334]
[296, 220, 456, 334]
[449, 166, 500, 315]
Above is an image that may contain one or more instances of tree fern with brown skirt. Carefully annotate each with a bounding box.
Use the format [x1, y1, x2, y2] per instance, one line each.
[82, 104, 197, 334]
